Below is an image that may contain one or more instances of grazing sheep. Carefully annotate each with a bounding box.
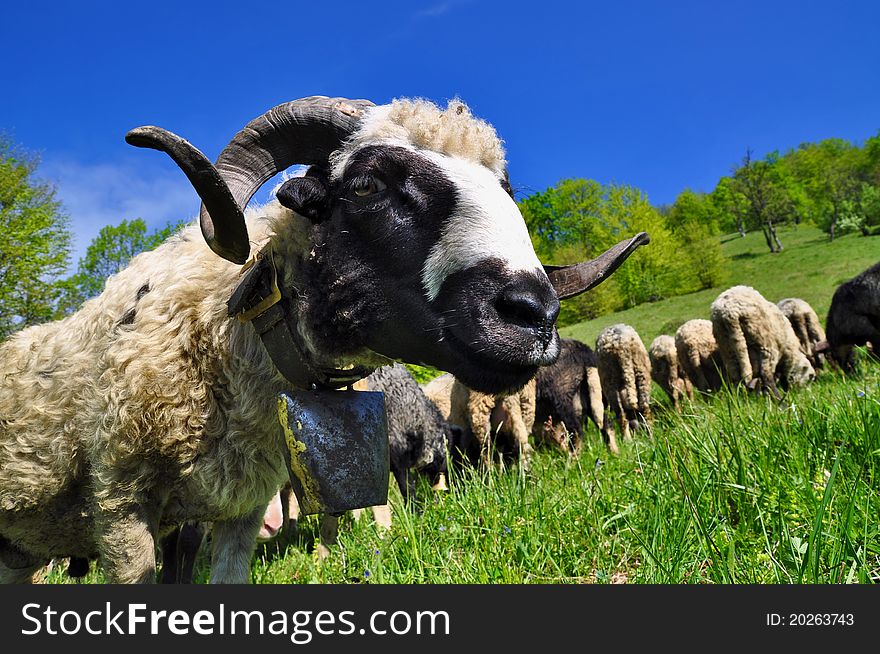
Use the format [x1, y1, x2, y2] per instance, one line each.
[710, 286, 815, 397]
[674, 319, 725, 393]
[777, 298, 827, 370]
[649, 334, 693, 411]
[359, 364, 457, 505]
[823, 262, 880, 371]
[595, 324, 652, 444]
[533, 338, 608, 455]
[423, 373, 536, 466]
[0, 96, 649, 584]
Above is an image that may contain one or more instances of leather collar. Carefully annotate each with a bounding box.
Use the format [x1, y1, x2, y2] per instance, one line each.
[227, 245, 374, 390]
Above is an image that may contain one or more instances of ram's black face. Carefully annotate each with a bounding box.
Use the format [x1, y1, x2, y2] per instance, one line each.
[279, 145, 560, 394]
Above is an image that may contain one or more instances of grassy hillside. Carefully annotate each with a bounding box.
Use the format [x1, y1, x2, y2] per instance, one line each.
[561, 225, 880, 347]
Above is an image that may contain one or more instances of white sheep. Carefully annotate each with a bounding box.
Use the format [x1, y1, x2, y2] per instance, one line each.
[710, 286, 815, 398]
[422, 373, 536, 467]
[674, 319, 725, 393]
[595, 324, 652, 443]
[649, 334, 693, 411]
[777, 298, 827, 370]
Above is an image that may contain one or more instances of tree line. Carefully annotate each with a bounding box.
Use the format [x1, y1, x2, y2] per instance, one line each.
[2, 129, 879, 339]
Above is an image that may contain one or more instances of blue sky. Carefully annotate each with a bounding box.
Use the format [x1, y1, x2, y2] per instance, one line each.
[3, 0, 879, 263]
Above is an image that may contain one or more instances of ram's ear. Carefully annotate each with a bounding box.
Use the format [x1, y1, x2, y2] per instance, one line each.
[277, 174, 329, 222]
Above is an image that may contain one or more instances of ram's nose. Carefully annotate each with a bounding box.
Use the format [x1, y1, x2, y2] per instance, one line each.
[495, 277, 560, 346]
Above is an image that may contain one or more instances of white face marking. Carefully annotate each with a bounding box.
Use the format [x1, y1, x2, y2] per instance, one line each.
[420, 153, 543, 301]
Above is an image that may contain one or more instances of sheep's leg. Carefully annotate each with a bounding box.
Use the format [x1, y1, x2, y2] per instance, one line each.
[635, 370, 653, 430]
[95, 503, 157, 584]
[160, 522, 204, 584]
[506, 400, 534, 466]
[555, 400, 584, 455]
[615, 391, 631, 442]
[755, 351, 782, 400]
[392, 466, 413, 507]
[316, 514, 339, 561]
[371, 504, 392, 531]
[0, 561, 42, 584]
[584, 368, 607, 451]
[0, 539, 44, 584]
[209, 506, 264, 584]
[468, 394, 496, 465]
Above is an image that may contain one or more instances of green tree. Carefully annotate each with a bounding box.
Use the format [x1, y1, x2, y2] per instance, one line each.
[730, 150, 798, 252]
[0, 137, 72, 340]
[785, 139, 864, 240]
[59, 218, 184, 312]
[664, 189, 727, 289]
[520, 179, 703, 325]
[709, 176, 750, 237]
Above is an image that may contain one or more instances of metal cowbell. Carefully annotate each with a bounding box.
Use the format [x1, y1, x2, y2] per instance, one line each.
[277, 389, 389, 516]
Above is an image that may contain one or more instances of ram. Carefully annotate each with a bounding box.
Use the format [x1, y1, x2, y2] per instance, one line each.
[0, 96, 647, 583]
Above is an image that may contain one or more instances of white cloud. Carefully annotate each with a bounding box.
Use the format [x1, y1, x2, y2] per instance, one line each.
[40, 156, 311, 269]
[415, 3, 451, 17]
[41, 156, 200, 265]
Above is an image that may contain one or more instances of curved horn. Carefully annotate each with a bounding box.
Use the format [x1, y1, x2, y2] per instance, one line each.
[544, 232, 651, 300]
[125, 126, 249, 263]
[204, 96, 374, 263]
[127, 96, 374, 264]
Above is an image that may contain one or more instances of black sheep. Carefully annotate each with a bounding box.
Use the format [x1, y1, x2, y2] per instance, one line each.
[363, 364, 459, 505]
[824, 262, 880, 371]
[533, 338, 607, 455]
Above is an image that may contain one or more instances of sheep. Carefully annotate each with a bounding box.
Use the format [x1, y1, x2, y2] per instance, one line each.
[710, 285, 815, 398]
[0, 96, 650, 583]
[422, 373, 536, 467]
[648, 334, 693, 412]
[674, 319, 725, 393]
[777, 298, 827, 371]
[822, 262, 880, 371]
[358, 363, 456, 505]
[595, 324, 652, 444]
[533, 338, 608, 455]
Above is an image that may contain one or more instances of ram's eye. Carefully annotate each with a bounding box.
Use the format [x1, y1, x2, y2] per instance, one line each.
[352, 176, 386, 197]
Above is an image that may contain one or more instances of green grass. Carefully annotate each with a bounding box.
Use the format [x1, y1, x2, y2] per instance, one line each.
[44, 360, 880, 585]
[561, 225, 880, 346]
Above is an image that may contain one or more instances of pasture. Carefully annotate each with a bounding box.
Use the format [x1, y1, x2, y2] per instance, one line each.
[43, 228, 880, 585]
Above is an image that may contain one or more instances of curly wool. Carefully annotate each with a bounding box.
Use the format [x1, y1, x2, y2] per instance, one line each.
[0, 201, 374, 566]
[777, 298, 827, 369]
[710, 285, 814, 392]
[649, 334, 693, 411]
[595, 324, 652, 443]
[331, 98, 506, 178]
[674, 319, 724, 393]
[422, 373, 535, 464]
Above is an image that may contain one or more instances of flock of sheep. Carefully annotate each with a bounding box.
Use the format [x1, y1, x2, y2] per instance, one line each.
[1, 91, 877, 585]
